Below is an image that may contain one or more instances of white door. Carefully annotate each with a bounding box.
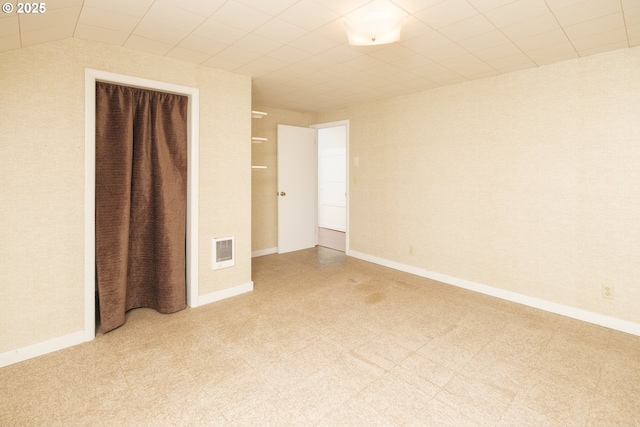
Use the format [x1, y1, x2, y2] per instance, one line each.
[277, 124, 317, 254]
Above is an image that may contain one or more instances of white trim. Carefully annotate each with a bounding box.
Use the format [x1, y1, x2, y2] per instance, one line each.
[311, 120, 350, 254]
[349, 250, 640, 337]
[85, 69, 200, 337]
[0, 331, 86, 368]
[252, 247, 278, 258]
[198, 282, 254, 306]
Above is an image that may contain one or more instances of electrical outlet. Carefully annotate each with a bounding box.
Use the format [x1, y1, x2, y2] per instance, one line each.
[602, 285, 614, 299]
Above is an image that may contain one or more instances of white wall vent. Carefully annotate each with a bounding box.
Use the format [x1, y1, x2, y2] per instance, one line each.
[212, 236, 235, 270]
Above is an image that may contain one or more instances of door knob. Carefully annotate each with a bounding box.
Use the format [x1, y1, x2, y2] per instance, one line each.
[279, 191, 286, 196]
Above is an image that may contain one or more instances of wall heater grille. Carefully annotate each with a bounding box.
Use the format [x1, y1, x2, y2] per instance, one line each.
[212, 236, 234, 270]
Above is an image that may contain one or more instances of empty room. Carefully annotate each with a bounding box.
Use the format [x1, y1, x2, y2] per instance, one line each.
[1, 0, 639, 425]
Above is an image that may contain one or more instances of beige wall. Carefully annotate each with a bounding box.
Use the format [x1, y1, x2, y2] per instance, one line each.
[251, 106, 312, 253]
[0, 38, 251, 354]
[314, 47, 640, 324]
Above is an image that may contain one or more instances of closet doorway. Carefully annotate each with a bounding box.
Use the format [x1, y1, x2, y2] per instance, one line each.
[84, 69, 200, 340]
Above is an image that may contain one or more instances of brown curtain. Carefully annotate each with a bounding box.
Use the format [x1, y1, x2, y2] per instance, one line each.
[95, 82, 188, 333]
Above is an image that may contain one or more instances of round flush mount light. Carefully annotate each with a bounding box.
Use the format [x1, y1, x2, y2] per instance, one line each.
[344, 9, 404, 46]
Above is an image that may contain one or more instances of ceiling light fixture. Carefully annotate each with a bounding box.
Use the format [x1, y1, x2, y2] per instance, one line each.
[344, 9, 404, 46]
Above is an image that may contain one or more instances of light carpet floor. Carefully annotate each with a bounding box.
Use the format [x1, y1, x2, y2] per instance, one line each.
[2, 247, 639, 426]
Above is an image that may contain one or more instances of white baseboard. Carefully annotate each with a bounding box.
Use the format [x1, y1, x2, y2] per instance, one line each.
[0, 330, 87, 368]
[349, 250, 640, 337]
[252, 247, 278, 258]
[197, 281, 254, 306]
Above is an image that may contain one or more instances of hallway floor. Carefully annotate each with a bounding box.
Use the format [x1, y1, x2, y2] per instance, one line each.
[2, 247, 640, 426]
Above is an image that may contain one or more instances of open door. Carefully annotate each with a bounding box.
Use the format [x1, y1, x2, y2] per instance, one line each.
[277, 125, 317, 254]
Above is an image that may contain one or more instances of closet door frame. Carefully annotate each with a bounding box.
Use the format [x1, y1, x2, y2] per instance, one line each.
[84, 69, 200, 341]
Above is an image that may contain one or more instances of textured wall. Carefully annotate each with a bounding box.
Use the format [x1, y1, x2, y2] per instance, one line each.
[250, 106, 312, 253]
[0, 38, 251, 353]
[316, 47, 640, 324]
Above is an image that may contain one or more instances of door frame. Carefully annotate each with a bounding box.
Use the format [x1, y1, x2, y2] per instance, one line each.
[311, 120, 350, 254]
[84, 69, 200, 341]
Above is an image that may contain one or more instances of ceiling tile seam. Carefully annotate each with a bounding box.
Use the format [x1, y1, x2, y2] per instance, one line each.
[71, 1, 85, 41]
[620, 0, 632, 48]
[477, 3, 553, 69]
[121, 0, 159, 49]
[543, 0, 583, 59]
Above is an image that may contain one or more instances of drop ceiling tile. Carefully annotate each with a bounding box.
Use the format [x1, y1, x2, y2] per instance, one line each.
[369, 44, 416, 62]
[253, 18, 307, 44]
[194, 19, 248, 44]
[403, 59, 449, 77]
[278, 0, 340, 31]
[500, 13, 561, 41]
[391, 0, 445, 14]
[515, 29, 569, 51]
[563, 12, 624, 40]
[18, 6, 81, 33]
[232, 33, 284, 55]
[20, 25, 73, 47]
[83, 0, 154, 18]
[422, 42, 469, 61]
[467, 0, 518, 13]
[414, 0, 479, 29]
[201, 55, 244, 72]
[211, 0, 272, 32]
[235, 0, 300, 16]
[165, 46, 211, 64]
[474, 42, 523, 60]
[400, 31, 452, 53]
[438, 52, 486, 68]
[78, 6, 139, 33]
[628, 22, 640, 42]
[438, 14, 496, 42]
[552, 0, 622, 27]
[123, 34, 173, 55]
[365, 63, 405, 78]
[457, 29, 511, 51]
[267, 45, 312, 63]
[312, 20, 351, 43]
[319, 0, 371, 15]
[215, 45, 262, 65]
[74, 23, 129, 46]
[342, 55, 387, 71]
[252, 73, 292, 91]
[317, 44, 364, 63]
[322, 63, 361, 77]
[524, 41, 577, 62]
[234, 55, 290, 76]
[401, 16, 435, 39]
[0, 15, 18, 38]
[623, 4, 640, 25]
[578, 40, 629, 57]
[392, 54, 442, 72]
[44, 0, 84, 8]
[178, 33, 227, 55]
[571, 27, 628, 51]
[133, 19, 188, 45]
[0, 33, 21, 53]
[288, 31, 339, 55]
[426, 70, 467, 84]
[544, 0, 587, 11]
[483, 0, 549, 27]
[144, 2, 206, 32]
[159, 0, 226, 17]
[485, 52, 536, 72]
[294, 55, 336, 72]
